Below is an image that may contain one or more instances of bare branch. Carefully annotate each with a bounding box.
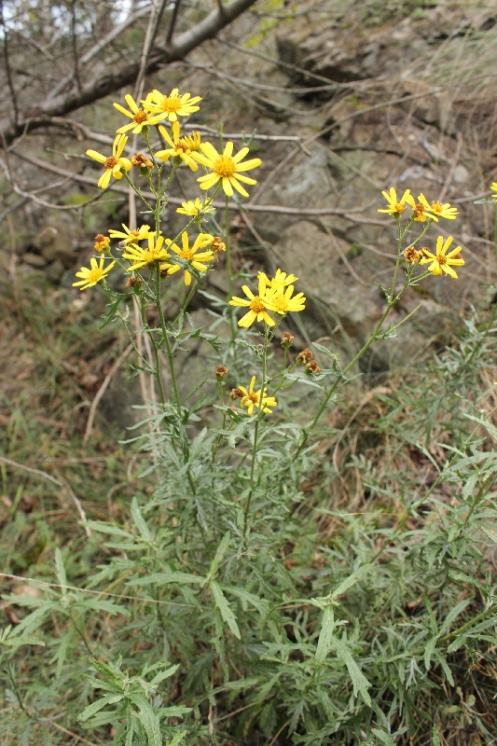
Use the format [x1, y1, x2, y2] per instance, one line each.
[0, 0, 258, 146]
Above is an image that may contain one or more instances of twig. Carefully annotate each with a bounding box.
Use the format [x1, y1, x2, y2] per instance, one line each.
[166, 0, 183, 45]
[0, 0, 20, 127]
[83, 345, 133, 445]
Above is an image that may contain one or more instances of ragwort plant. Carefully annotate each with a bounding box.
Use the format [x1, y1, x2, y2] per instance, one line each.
[2, 87, 497, 745]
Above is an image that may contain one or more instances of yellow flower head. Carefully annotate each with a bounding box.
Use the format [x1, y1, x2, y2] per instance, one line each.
[259, 268, 299, 292]
[176, 197, 215, 218]
[419, 235, 465, 279]
[123, 233, 169, 271]
[160, 232, 214, 286]
[378, 187, 411, 217]
[113, 94, 164, 134]
[86, 134, 132, 190]
[143, 88, 202, 122]
[406, 193, 438, 223]
[491, 183, 497, 203]
[237, 376, 277, 416]
[155, 122, 200, 171]
[109, 224, 152, 245]
[73, 257, 115, 290]
[266, 285, 306, 315]
[427, 198, 458, 220]
[229, 275, 276, 329]
[193, 141, 262, 199]
[94, 233, 110, 253]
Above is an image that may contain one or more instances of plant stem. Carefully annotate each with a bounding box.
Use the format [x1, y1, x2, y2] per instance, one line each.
[243, 327, 269, 542]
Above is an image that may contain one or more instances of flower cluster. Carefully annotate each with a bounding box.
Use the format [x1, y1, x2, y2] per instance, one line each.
[229, 269, 306, 329]
[378, 186, 465, 280]
[231, 376, 277, 416]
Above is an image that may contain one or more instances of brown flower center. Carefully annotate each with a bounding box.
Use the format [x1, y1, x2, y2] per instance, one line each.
[134, 110, 148, 124]
[249, 297, 265, 313]
[214, 155, 236, 178]
[437, 254, 447, 266]
[105, 156, 118, 169]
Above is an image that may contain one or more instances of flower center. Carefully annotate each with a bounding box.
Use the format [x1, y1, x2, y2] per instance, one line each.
[180, 249, 193, 261]
[430, 201, 442, 214]
[134, 110, 148, 124]
[105, 156, 118, 169]
[214, 156, 236, 178]
[437, 254, 447, 266]
[394, 202, 406, 213]
[88, 268, 103, 283]
[272, 296, 289, 313]
[250, 297, 265, 313]
[162, 96, 181, 112]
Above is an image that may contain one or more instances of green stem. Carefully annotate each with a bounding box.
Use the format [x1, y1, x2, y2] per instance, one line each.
[243, 327, 270, 541]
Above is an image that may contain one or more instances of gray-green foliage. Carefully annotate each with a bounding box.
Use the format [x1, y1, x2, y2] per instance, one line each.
[1, 301, 497, 745]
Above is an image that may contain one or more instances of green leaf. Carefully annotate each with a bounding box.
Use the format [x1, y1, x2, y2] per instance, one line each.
[131, 498, 153, 541]
[315, 607, 335, 662]
[127, 571, 204, 587]
[79, 693, 122, 722]
[206, 533, 231, 584]
[211, 582, 240, 639]
[372, 728, 395, 746]
[332, 635, 371, 706]
[54, 548, 67, 595]
[134, 697, 162, 746]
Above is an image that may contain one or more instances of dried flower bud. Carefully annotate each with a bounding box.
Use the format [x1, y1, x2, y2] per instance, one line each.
[305, 360, 321, 375]
[403, 246, 422, 264]
[296, 347, 313, 365]
[230, 387, 244, 400]
[281, 331, 294, 347]
[211, 236, 226, 254]
[216, 365, 228, 380]
[131, 152, 153, 169]
[125, 276, 140, 289]
[94, 233, 110, 253]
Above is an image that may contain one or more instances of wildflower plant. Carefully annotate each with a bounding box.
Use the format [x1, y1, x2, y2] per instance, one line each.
[9, 88, 493, 746]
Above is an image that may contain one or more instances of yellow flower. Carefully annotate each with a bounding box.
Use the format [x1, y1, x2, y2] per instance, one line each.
[109, 224, 152, 245]
[378, 187, 411, 217]
[491, 183, 497, 203]
[177, 197, 215, 218]
[155, 122, 201, 171]
[266, 285, 306, 315]
[258, 268, 299, 292]
[406, 193, 438, 223]
[86, 134, 132, 190]
[143, 88, 202, 122]
[94, 234, 110, 253]
[237, 376, 277, 416]
[160, 232, 214, 286]
[113, 94, 164, 134]
[123, 233, 169, 271]
[193, 141, 262, 198]
[419, 235, 465, 279]
[229, 275, 276, 328]
[427, 198, 458, 220]
[73, 257, 115, 290]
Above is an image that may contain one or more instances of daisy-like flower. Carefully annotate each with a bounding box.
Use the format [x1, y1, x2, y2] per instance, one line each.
[94, 233, 110, 253]
[258, 268, 299, 292]
[491, 183, 497, 203]
[131, 153, 153, 169]
[378, 187, 412, 217]
[143, 88, 202, 123]
[419, 235, 465, 279]
[160, 231, 214, 286]
[73, 257, 115, 290]
[86, 134, 132, 190]
[113, 94, 164, 134]
[236, 376, 277, 416]
[176, 197, 215, 218]
[109, 224, 152, 245]
[155, 122, 201, 171]
[427, 198, 458, 220]
[193, 141, 262, 198]
[266, 285, 306, 315]
[229, 275, 276, 328]
[123, 233, 169, 271]
[406, 193, 438, 223]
